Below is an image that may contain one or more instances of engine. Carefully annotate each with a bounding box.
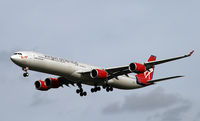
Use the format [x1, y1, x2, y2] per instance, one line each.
[129, 62, 146, 73]
[90, 69, 108, 79]
[45, 78, 63, 88]
[34, 80, 49, 91]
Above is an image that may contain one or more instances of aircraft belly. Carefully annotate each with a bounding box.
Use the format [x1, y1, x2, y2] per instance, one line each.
[108, 76, 142, 89]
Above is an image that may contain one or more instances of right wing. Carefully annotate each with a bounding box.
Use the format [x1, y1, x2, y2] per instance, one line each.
[78, 65, 131, 80]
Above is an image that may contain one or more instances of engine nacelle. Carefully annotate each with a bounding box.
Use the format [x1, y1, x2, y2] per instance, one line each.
[129, 62, 146, 73]
[90, 69, 108, 79]
[34, 80, 49, 91]
[45, 78, 62, 88]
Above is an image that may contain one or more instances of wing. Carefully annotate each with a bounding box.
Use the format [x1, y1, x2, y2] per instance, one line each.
[78, 50, 194, 80]
[78, 65, 131, 80]
[104, 65, 131, 79]
[144, 50, 194, 69]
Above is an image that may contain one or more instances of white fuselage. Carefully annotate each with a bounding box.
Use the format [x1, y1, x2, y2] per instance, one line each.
[10, 51, 142, 89]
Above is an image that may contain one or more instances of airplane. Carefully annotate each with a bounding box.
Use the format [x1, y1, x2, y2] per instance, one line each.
[10, 50, 194, 96]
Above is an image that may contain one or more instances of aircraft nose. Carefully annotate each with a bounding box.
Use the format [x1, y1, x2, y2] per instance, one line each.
[10, 55, 17, 62]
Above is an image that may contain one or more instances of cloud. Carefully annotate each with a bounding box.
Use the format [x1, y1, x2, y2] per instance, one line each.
[103, 87, 193, 121]
[193, 111, 200, 121]
[149, 100, 192, 121]
[160, 101, 191, 121]
[30, 92, 54, 107]
[102, 87, 185, 114]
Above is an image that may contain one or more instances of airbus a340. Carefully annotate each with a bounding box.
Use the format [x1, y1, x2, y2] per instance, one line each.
[10, 51, 194, 96]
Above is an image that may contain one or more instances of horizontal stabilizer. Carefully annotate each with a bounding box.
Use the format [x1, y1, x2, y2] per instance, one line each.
[148, 75, 184, 84]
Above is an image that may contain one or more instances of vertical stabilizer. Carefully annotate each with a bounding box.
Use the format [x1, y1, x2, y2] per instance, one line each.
[136, 55, 156, 85]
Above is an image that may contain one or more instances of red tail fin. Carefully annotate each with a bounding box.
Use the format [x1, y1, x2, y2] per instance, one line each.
[136, 55, 156, 85]
[148, 55, 157, 62]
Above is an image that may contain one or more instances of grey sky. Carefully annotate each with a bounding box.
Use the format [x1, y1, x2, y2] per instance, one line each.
[0, 0, 199, 121]
[102, 87, 191, 113]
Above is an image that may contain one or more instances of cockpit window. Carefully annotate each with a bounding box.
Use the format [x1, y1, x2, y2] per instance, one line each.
[14, 53, 22, 55]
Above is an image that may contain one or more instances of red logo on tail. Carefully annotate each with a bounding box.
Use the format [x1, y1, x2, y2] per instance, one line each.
[136, 55, 156, 85]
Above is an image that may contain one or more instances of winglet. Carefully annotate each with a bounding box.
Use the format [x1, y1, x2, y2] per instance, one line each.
[187, 50, 194, 56]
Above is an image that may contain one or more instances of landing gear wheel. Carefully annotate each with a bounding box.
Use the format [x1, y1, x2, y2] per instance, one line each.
[23, 73, 29, 77]
[80, 93, 84, 96]
[94, 88, 97, 92]
[83, 92, 87, 96]
[76, 89, 80, 94]
[106, 88, 110, 92]
[97, 87, 101, 91]
[91, 88, 95, 93]
[110, 87, 113, 91]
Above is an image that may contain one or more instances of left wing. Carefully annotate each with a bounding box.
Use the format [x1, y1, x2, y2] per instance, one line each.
[104, 65, 130, 79]
[144, 50, 194, 69]
[79, 50, 193, 80]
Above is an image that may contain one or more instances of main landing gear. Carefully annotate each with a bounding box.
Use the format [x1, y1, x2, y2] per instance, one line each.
[76, 83, 87, 97]
[22, 67, 29, 77]
[91, 86, 101, 93]
[90, 84, 113, 93]
[103, 84, 113, 92]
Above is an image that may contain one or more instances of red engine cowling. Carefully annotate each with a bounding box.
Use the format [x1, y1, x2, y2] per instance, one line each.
[45, 78, 62, 88]
[129, 62, 146, 73]
[90, 69, 108, 79]
[34, 80, 49, 91]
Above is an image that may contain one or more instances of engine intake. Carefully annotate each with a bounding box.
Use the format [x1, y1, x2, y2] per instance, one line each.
[90, 69, 108, 79]
[129, 62, 146, 73]
[34, 80, 49, 91]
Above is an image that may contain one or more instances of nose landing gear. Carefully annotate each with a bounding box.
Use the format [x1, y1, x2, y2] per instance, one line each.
[23, 73, 29, 77]
[22, 67, 29, 77]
